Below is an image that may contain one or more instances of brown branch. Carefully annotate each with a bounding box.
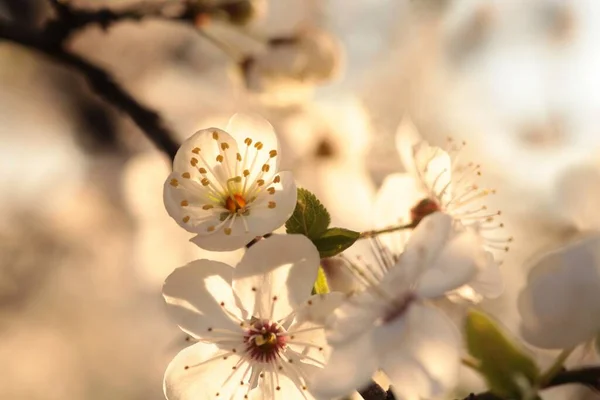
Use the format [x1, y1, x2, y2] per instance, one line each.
[0, 18, 180, 160]
[43, 0, 198, 43]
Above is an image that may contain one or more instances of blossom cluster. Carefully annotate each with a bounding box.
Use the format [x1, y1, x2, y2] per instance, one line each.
[159, 113, 518, 400]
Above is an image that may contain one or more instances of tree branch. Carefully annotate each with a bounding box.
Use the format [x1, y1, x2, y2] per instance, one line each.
[43, 0, 198, 43]
[0, 18, 180, 160]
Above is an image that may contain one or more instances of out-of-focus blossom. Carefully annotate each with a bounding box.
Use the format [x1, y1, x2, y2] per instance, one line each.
[320, 256, 360, 294]
[162, 234, 342, 400]
[164, 113, 297, 251]
[373, 117, 506, 301]
[518, 234, 600, 350]
[310, 213, 487, 400]
[239, 29, 344, 105]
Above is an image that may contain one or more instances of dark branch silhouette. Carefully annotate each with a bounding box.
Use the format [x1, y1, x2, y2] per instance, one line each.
[0, 6, 181, 159]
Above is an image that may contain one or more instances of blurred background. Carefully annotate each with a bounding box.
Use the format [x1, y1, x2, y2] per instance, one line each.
[2, 0, 600, 398]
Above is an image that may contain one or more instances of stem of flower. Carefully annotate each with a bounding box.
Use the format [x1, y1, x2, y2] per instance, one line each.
[538, 347, 575, 387]
[359, 223, 414, 239]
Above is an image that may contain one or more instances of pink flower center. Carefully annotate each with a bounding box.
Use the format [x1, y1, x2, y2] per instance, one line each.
[244, 320, 287, 363]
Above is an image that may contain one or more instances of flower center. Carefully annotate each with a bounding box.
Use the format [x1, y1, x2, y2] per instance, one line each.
[225, 194, 247, 213]
[410, 197, 441, 226]
[244, 320, 287, 363]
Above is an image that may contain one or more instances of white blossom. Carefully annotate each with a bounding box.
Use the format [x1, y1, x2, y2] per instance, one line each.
[163, 113, 297, 251]
[373, 117, 506, 301]
[310, 212, 488, 400]
[518, 233, 600, 350]
[162, 234, 342, 400]
[240, 29, 343, 105]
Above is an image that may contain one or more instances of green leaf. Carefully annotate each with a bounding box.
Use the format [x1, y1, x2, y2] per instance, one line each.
[312, 267, 330, 295]
[285, 188, 331, 240]
[312, 228, 360, 258]
[466, 309, 540, 398]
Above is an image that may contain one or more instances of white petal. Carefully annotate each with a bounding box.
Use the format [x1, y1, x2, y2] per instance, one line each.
[257, 368, 312, 400]
[173, 127, 239, 185]
[518, 234, 600, 349]
[382, 212, 453, 289]
[326, 290, 381, 346]
[164, 171, 223, 234]
[227, 113, 281, 189]
[420, 147, 452, 200]
[190, 230, 257, 252]
[416, 228, 486, 298]
[233, 234, 320, 321]
[162, 260, 244, 338]
[465, 252, 504, 300]
[293, 292, 345, 326]
[245, 171, 298, 235]
[373, 173, 424, 253]
[164, 342, 248, 400]
[375, 304, 460, 400]
[395, 116, 422, 176]
[309, 332, 378, 400]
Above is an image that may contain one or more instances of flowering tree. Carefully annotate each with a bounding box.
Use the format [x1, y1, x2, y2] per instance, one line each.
[4, 1, 600, 400]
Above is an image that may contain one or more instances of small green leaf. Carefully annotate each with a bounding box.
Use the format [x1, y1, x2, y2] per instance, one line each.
[312, 228, 360, 258]
[312, 267, 330, 295]
[466, 309, 540, 398]
[285, 188, 331, 240]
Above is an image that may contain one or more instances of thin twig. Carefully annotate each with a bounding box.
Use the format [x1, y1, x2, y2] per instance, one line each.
[359, 223, 414, 239]
[0, 19, 180, 160]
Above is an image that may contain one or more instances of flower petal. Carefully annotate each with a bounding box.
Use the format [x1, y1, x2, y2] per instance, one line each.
[395, 116, 422, 177]
[227, 113, 281, 189]
[190, 230, 257, 252]
[244, 171, 298, 235]
[382, 212, 453, 290]
[293, 292, 345, 326]
[233, 234, 320, 321]
[375, 304, 460, 400]
[373, 173, 423, 253]
[164, 171, 223, 234]
[465, 252, 504, 300]
[162, 259, 244, 338]
[164, 342, 248, 400]
[173, 127, 240, 185]
[257, 368, 313, 400]
[416, 228, 486, 298]
[326, 290, 381, 346]
[309, 331, 378, 400]
[518, 234, 600, 349]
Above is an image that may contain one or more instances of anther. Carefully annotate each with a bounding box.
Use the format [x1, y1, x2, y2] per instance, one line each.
[201, 178, 210, 186]
[244, 138, 252, 146]
[216, 155, 224, 163]
[254, 142, 263, 150]
[243, 169, 250, 177]
[207, 226, 215, 232]
[202, 204, 214, 210]
[224, 228, 232, 235]
[192, 147, 200, 154]
[182, 172, 191, 179]
[170, 178, 179, 187]
[262, 164, 270, 172]
[269, 150, 277, 158]
[273, 175, 281, 183]
[268, 201, 276, 209]
[212, 131, 219, 140]
[181, 200, 189, 207]
[199, 167, 207, 174]
[221, 143, 229, 150]
[257, 179, 265, 186]
[236, 153, 242, 161]
[267, 187, 275, 194]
